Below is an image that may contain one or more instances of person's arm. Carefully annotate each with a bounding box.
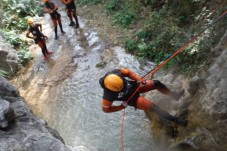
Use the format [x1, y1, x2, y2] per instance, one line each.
[37, 23, 42, 32]
[45, 3, 58, 13]
[26, 30, 34, 39]
[44, 6, 52, 13]
[120, 68, 142, 81]
[102, 99, 125, 113]
[52, 3, 58, 12]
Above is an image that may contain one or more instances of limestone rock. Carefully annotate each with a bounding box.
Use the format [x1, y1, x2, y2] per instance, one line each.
[146, 30, 227, 151]
[0, 35, 19, 76]
[0, 99, 15, 129]
[0, 77, 72, 151]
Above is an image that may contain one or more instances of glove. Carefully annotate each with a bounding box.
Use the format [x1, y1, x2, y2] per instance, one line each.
[121, 101, 128, 108]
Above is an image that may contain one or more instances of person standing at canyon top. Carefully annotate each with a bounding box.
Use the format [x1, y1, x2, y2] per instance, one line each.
[43, 0, 65, 40]
[61, 0, 80, 28]
[26, 18, 53, 60]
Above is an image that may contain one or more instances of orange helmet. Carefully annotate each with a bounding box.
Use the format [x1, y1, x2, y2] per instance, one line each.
[27, 18, 34, 24]
[42, 0, 50, 2]
[104, 74, 124, 92]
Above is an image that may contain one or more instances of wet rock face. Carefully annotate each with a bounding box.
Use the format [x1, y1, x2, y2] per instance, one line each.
[146, 30, 227, 151]
[0, 35, 19, 76]
[0, 77, 71, 151]
[187, 31, 227, 150]
[0, 99, 15, 129]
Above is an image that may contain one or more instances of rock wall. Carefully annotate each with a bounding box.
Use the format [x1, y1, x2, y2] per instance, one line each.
[146, 30, 227, 151]
[0, 77, 72, 151]
[0, 34, 19, 76]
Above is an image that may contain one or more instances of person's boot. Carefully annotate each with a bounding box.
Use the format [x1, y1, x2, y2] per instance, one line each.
[170, 90, 185, 101]
[76, 22, 79, 29]
[75, 17, 79, 29]
[151, 104, 188, 127]
[69, 21, 75, 26]
[61, 30, 66, 34]
[54, 27, 58, 40]
[173, 116, 188, 127]
[59, 24, 65, 34]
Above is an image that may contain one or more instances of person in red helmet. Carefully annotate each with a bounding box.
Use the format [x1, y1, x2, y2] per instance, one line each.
[43, 0, 65, 40]
[26, 18, 53, 60]
[61, 0, 80, 28]
[99, 68, 188, 127]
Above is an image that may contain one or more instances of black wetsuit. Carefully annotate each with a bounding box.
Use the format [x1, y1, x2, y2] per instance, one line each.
[28, 24, 45, 44]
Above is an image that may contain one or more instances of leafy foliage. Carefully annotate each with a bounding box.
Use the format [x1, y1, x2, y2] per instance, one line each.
[2, 30, 22, 48]
[0, 70, 9, 78]
[106, 0, 139, 27]
[1, 0, 43, 30]
[18, 45, 34, 66]
[113, 9, 137, 27]
[1, 30, 34, 66]
[125, 10, 188, 63]
[76, 0, 225, 75]
[0, 0, 43, 67]
[122, 0, 225, 75]
[76, 0, 102, 5]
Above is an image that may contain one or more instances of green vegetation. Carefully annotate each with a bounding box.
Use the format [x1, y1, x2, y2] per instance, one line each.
[76, 0, 226, 75]
[0, 0, 43, 66]
[0, 0, 225, 76]
[77, 0, 102, 5]
[106, 0, 139, 27]
[0, 70, 9, 78]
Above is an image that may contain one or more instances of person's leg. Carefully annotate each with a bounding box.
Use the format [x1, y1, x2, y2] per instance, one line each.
[57, 14, 65, 34]
[37, 41, 48, 60]
[136, 96, 187, 127]
[52, 19, 58, 39]
[42, 40, 53, 55]
[153, 80, 184, 101]
[136, 96, 153, 111]
[139, 80, 156, 93]
[151, 104, 188, 127]
[67, 9, 75, 26]
[72, 9, 79, 28]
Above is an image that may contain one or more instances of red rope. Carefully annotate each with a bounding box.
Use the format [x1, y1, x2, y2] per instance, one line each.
[120, 11, 227, 151]
[121, 109, 125, 151]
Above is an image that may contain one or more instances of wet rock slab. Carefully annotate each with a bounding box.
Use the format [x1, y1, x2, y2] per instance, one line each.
[0, 77, 72, 151]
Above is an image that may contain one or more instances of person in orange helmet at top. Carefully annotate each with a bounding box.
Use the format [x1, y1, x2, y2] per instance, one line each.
[99, 68, 188, 127]
[61, 0, 80, 28]
[26, 18, 53, 60]
[43, 0, 65, 40]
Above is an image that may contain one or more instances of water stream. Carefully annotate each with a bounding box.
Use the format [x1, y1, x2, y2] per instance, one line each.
[13, 3, 157, 151]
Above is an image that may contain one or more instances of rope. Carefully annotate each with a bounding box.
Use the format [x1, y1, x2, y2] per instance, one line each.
[120, 10, 227, 151]
[121, 109, 126, 151]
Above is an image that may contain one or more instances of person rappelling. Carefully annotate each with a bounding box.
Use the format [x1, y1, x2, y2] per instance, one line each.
[99, 68, 188, 127]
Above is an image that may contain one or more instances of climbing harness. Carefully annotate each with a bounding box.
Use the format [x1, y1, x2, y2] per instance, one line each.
[120, 11, 227, 151]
